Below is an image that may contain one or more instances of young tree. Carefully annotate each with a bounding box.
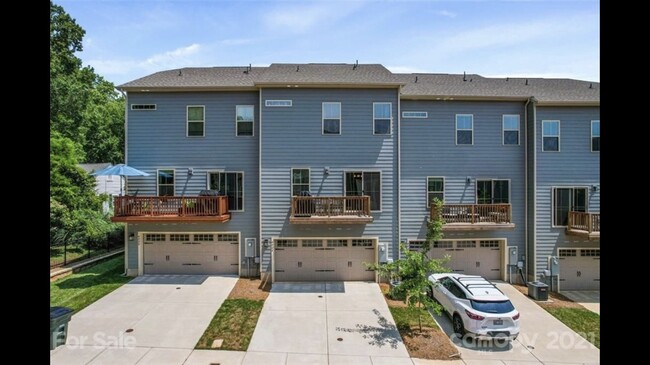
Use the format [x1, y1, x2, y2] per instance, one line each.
[424, 197, 445, 253]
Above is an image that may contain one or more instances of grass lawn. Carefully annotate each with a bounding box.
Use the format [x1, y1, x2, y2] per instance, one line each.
[545, 307, 600, 349]
[195, 299, 264, 351]
[389, 305, 438, 332]
[50, 254, 131, 313]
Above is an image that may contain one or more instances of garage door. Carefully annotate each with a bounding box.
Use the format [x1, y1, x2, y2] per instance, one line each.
[143, 233, 239, 275]
[427, 240, 502, 280]
[274, 238, 376, 282]
[559, 248, 600, 290]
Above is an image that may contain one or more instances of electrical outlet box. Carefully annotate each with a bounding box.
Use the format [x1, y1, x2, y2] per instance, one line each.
[244, 238, 256, 258]
[378, 242, 388, 263]
[548, 256, 560, 274]
[508, 246, 518, 265]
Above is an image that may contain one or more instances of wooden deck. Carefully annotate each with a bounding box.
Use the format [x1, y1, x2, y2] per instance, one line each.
[431, 203, 515, 231]
[111, 196, 231, 223]
[290, 196, 373, 224]
[566, 211, 600, 239]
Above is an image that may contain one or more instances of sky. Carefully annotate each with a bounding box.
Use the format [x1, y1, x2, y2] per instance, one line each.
[58, 0, 600, 86]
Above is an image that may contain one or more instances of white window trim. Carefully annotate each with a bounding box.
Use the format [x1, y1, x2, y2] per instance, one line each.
[455, 114, 474, 145]
[402, 111, 428, 119]
[591, 120, 600, 153]
[130, 104, 156, 110]
[502, 114, 520, 146]
[290, 168, 311, 197]
[373, 102, 392, 135]
[542, 120, 560, 152]
[550, 186, 590, 228]
[156, 168, 175, 196]
[322, 102, 342, 136]
[236, 105, 255, 137]
[206, 170, 246, 212]
[426, 176, 445, 208]
[265, 100, 292, 107]
[186, 105, 205, 138]
[475, 178, 511, 204]
[343, 170, 382, 212]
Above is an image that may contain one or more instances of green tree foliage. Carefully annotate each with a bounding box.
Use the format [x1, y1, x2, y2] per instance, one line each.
[425, 197, 445, 252]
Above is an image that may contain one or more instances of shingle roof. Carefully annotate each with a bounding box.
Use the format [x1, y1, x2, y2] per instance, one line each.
[118, 66, 264, 89]
[397, 73, 599, 104]
[118, 63, 599, 104]
[78, 163, 112, 173]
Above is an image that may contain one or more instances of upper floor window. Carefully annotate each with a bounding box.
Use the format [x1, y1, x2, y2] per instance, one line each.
[477, 179, 510, 204]
[553, 187, 587, 226]
[236, 105, 254, 136]
[402, 111, 428, 119]
[291, 168, 310, 196]
[456, 114, 473, 145]
[187, 106, 205, 137]
[542, 120, 560, 151]
[427, 177, 444, 207]
[322, 102, 341, 135]
[503, 115, 520, 145]
[373, 103, 392, 135]
[345, 171, 381, 211]
[591, 120, 600, 152]
[265, 100, 292, 107]
[209, 172, 244, 211]
[157, 169, 174, 196]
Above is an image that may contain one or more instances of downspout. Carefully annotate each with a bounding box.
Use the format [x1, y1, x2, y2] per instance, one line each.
[396, 86, 401, 263]
[119, 89, 129, 276]
[523, 97, 529, 283]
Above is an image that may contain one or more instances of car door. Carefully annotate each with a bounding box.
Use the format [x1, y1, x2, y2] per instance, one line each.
[434, 277, 455, 314]
[447, 282, 469, 313]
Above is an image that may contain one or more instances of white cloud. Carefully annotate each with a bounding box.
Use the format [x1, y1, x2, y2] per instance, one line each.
[385, 65, 431, 74]
[263, 1, 365, 33]
[433, 10, 456, 18]
[140, 44, 202, 69]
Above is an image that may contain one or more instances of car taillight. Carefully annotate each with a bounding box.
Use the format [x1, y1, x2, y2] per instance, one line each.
[512, 312, 520, 320]
[465, 309, 485, 320]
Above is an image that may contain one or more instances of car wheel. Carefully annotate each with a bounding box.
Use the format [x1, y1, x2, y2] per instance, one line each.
[452, 314, 466, 337]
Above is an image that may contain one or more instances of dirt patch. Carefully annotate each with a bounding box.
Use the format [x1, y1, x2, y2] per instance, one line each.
[379, 283, 460, 359]
[228, 278, 271, 300]
[511, 284, 584, 309]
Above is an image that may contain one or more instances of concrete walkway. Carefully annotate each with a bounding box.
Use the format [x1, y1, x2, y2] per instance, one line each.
[562, 291, 600, 314]
[430, 282, 600, 365]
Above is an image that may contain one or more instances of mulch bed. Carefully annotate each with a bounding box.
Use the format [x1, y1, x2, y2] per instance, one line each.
[227, 278, 271, 300]
[511, 284, 584, 309]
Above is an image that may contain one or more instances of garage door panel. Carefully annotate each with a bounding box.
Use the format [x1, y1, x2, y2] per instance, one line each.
[559, 250, 600, 290]
[428, 241, 501, 280]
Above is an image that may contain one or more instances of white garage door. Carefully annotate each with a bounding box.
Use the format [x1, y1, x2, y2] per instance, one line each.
[427, 240, 502, 280]
[559, 248, 600, 290]
[274, 238, 376, 282]
[143, 233, 239, 275]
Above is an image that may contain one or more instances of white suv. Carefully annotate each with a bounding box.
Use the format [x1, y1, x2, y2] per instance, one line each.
[428, 273, 520, 341]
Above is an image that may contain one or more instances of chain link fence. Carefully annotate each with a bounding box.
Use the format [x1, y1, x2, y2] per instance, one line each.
[50, 226, 124, 268]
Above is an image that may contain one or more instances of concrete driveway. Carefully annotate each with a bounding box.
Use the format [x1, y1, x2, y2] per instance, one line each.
[562, 291, 600, 314]
[431, 282, 600, 365]
[50, 275, 238, 365]
[247, 281, 410, 364]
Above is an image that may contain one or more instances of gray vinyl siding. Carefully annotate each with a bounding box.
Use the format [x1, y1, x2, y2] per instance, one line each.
[525, 99, 536, 278]
[259, 88, 399, 274]
[124, 92, 260, 273]
[400, 100, 526, 270]
[534, 106, 600, 278]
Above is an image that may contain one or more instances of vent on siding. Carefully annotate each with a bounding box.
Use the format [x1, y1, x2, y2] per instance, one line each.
[131, 104, 156, 110]
[265, 100, 292, 107]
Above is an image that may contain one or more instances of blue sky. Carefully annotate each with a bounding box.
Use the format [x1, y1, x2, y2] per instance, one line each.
[59, 0, 600, 86]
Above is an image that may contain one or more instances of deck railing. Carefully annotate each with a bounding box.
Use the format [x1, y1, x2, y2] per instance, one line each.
[567, 211, 600, 233]
[291, 196, 371, 217]
[113, 196, 229, 218]
[431, 203, 512, 224]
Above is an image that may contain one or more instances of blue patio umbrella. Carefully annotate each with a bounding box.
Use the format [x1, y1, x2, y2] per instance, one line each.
[90, 164, 150, 195]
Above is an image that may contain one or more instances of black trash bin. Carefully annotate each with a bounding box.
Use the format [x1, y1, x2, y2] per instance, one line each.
[296, 191, 314, 216]
[527, 281, 549, 301]
[50, 306, 73, 350]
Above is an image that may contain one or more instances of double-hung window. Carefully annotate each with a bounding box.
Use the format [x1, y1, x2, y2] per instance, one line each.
[591, 120, 600, 152]
[503, 115, 520, 145]
[542, 120, 560, 151]
[553, 187, 587, 226]
[236, 105, 254, 136]
[157, 169, 175, 196]
[373, 103, 392, 135]
[345, 171, 381, 211]
[208, 172, 244, 211]
[187, 106, 205, 137]
[456, 114, 473, 145]
[322, 102, 341, 135]
[291, 169, 310, 196]
[477, 180, 510, 204]
[427, 177, 444, 207]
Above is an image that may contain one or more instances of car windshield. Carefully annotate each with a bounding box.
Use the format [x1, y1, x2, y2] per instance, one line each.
[470, 300, 515, 314]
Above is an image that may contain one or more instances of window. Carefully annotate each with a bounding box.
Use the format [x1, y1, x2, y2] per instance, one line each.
[275, 239, 298, 247]
[131, 104, 156, 110]
[591, 120, 600, 152]
[322, 102, 341, 135]
[194, 234, 214, 241]
[187, 106, 205, 137]
[345, 171, 381, 211]
[373, 102, 392, 135]
[477, 180, 510, 204]
[291, 168, 310, 196]
[352, 239, 373, 247]
[170, 234, 190, 242]
[427, 177, 444, 207]
[265, 100, 292, 107]
[456, 241, 476, 248]
[559, 249, 577, 257]
[542, 120, 560, 151]
[456, 114, 473, 145]
[503, 115, 520, 145]
[470, 300, 514, 314]
[327, 239, 348, 247]
[553, 187, 587, 226]
[236, 105, 254, 136]
[217, 233, 239, 242]
[157, 169, 174, 196]
[433, 241, 452, 248]
[144, 234, 166, 242]
[402, 111, 427, 119]
[208, 172, 244, 211]
[302, 239, 323, 247]
[448, 283, 467, 299]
